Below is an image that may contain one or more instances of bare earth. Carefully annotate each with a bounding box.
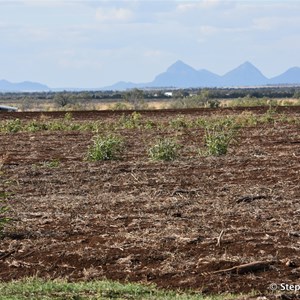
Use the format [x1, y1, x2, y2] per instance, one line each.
[0, 107, 300, 296]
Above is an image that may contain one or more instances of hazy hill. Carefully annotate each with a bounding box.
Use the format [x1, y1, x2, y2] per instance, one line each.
[269, 67, 300, 85]
[2, 61, 300, 92]
[0, 79, 49, 92]
[150, 60, 203, 88]
[220, 61, 269, 86]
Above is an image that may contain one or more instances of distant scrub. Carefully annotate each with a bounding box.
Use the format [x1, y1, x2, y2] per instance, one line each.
[224, 96, 276, 107]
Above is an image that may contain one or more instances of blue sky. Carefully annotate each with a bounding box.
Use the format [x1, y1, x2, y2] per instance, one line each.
[0, 0, 299, 88]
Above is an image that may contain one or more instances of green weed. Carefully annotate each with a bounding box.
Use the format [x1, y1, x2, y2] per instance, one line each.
[3, 119, 22, 133]
[0, 192, 11, 235]
[118, 112, 142, 129]
[202, 120, 238, 156]
[259, 105, 278, 124]
[148, 138, 180, 161]
[87, 134, 124, 161]
[169, 116, 189, 129]
[144, 120, 156, 129]
[26, 120, 48, 132]
[42, 159, 60, 168]
[64, 112, 73, 121]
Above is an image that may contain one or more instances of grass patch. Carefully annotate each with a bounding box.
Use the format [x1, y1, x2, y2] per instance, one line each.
[0, 278, 240, 300]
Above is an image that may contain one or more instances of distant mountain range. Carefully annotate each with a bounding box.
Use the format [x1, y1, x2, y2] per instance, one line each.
[105, 60, 300, 90]
[1, 61, 300, 92]
[0, 79, 49, 92]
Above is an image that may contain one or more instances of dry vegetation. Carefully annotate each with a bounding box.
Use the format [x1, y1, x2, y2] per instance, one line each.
[0, 107, 300, 298]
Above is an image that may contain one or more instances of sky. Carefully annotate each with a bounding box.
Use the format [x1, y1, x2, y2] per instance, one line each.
[0, 0, 299, 88]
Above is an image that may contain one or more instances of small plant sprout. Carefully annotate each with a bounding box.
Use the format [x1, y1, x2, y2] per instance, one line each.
[42, 159, 60, 168]
[64, 112, 73, 121]
[87, 134, 124, 161]
[0, 192, 11, 235]
[148, 138, 180, 161]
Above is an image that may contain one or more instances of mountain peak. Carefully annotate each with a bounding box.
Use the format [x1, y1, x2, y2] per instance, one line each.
[167, 60, 196, 73]
[242, 61, 253, 66]
[0, 79, 49, 92]
[286, 66, 300, 72]
[222, 61, 268, 86]
[269, 66, 300, 84]
[238, 61, 259, 70]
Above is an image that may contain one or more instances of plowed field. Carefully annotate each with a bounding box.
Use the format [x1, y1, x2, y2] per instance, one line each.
[0, 107, 300, 296]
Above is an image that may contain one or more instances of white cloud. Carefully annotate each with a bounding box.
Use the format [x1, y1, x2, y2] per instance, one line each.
[96, 7, 134, 23]
[200, 0, 225, 9]
[21, 0, 68, 7]
[143, 49, 168, 58]
[198, 25, 218, 36]
[176, 3, 197, 12]
[253, 16, 300, 31]
[176, 0, 235, 12]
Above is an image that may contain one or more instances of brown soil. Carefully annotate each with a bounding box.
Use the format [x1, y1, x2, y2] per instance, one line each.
[0, 108, 300, 296]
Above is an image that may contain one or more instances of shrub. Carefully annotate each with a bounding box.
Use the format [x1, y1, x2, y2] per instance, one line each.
[64, 112, 73, 121]
[170, 90, 220, 109]
[87, 135, 123, 161]
[169, 116, 189, 129]
[203, 122, 237, 156]
[170, 97, 202, 109]
[5, 119, 22, 133]
[259, 105, 278, 124]
[148, 138, 179, 161]
[26, 120, 48, 132]
[144, 120, 156, 129]
[122, 88, 148, 110]
[206, 99, 220, 108]
[235, 111, 258, 127]
[118, 112, 142, 129]
[226, 96, 276, 107]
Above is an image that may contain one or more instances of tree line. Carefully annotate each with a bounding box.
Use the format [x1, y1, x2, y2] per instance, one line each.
[0, 86, 300, 108]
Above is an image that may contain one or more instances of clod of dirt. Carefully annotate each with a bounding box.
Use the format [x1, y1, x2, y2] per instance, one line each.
[236, 195, 268, 203]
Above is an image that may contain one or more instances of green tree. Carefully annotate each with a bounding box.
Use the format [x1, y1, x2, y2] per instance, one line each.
[293, 90, 300, 99]
[54, 92, 74, 108]
[122, 89, 147, 110]
[173, 90, 189, 99]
